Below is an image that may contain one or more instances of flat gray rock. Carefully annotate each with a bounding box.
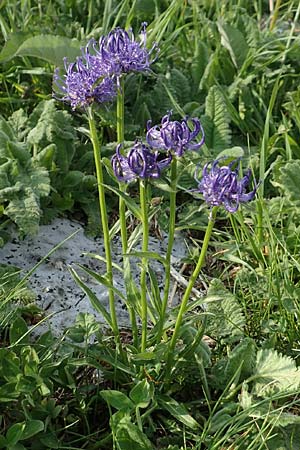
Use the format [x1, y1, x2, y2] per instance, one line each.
[0, 218, 187, 335]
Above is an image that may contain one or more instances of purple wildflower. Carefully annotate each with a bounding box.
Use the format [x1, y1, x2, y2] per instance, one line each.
[146, 111, 205, 157]
[111, 141, 172, 183]
[95, 22, 159, 77]
[111, 144, 137, 183]
[53, 46, 116, 109]
[195, 159, 257, 213]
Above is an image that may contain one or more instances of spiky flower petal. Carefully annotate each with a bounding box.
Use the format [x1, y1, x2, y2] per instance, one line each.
[195, 159, 257, 212]
[53, 45, 116, 109]
[95, 23, 159, 77]
[111, 141, 172, 183]
[146, 111, 205, 157]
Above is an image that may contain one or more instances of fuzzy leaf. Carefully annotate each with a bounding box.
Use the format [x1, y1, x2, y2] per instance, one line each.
[278, 160, 300, 205]
[253, 349, 300, 397]
[26, 100, 75, 172]
[204, 279, 245, 343]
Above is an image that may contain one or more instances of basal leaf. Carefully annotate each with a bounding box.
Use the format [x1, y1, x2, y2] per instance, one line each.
[116, 419, 154, 450]
[217, 21, 249, 69]
[0, 32, 31, 63]
[204, 279, 245, 343]
[202, 85, 231, 152]
[1, 34, 81, 67]
[278, 160, 300, 205]
[129, 379, 154, 408]
[253, 349, 300, 397]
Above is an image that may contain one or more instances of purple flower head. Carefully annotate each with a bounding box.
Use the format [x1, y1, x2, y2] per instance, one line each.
[111, 144, 137, 183]
[195, 159, 257, 213]
[95, 22, 159, 77]
[111, 141, 172, 183]
[53, 45, 116, 109]
[146, 111, 205, 157]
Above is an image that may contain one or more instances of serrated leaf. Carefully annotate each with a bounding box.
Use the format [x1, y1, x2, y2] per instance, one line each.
[204, 279, 245, 343]
[202, 86, 231, 152]
[26, 100, 76, 172]
[279, 160, 300, 205]
[213, 338, 256, 389]
[253, 349, 300, 397]
[1, 34, 81, 67]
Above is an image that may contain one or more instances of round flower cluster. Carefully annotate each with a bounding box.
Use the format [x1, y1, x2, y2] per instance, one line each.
[111, 112, 205, 182]
[53, 23, 158, 109]
[111, 114, 256, 212]
[195, 159, 257, 212]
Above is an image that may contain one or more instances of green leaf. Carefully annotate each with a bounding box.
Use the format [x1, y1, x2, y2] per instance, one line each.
[0, 381, 20, 402]
[217, 21, 249, 69]
[1, 35, 81, 67]
[104, 184, 142, 220]
[74, 263, 126, 301]
[9, 317, 29, 345]
[212, 338, 256, 389]
[19, 420, 44, 440]
[0, 350, 21, 381]
[279, 160, 300, 205]
[129, 379, 154, 408]
[124, 251, 166, 266]
[6, 423, 25, 446]
[114, 415, 154, 450]
[158, 396, 199, 430]
[69, 267, 113, 329]
[201, 85, 231, 152]
[204, 279, 245, 343]
[0, 32, 31, 63]
[215, 146, 244, 161]
[191, 41, 209, 90]
[67, 312, 100, 343]
[6, 420, 44, 446]
[26, 100, 75, 172]
[253, 349, 300, 397]
[63, 171, 84, 189]
[100, 390, 134, 411]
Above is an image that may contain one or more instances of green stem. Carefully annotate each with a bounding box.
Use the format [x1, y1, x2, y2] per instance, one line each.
[116, 77, 138, 347]
[269, 0, 281, 31]
[140, 179, 149, 353]
[87, 106, 119, 341]
[157, 157, 177, 343]
[166, 206, 218, 377]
